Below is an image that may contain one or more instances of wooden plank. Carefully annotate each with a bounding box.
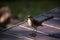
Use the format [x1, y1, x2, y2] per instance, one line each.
[0, 33, 23, 40]
[3, 22, 60, 40]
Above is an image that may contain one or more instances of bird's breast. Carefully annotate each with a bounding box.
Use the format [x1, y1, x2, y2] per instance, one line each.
[28, 19, 32, 26]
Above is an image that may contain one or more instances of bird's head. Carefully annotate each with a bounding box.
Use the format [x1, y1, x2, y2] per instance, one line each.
[28, 15, 33, 18]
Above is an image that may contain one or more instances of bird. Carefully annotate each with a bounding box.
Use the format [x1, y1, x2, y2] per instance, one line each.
[27, 15, 54, 37]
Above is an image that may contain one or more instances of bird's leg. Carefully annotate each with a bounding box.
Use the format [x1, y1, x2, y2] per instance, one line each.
[33, 26, 37, 34]
[30, 27, 37, 37]
[32, 28, 36, 34]
[34, 28, 37, 36]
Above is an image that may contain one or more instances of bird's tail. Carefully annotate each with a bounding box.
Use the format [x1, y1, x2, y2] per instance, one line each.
[40, 16, 54, 23]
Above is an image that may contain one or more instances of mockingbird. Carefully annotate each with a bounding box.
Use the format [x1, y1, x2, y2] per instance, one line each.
[28, 15, 54, 37]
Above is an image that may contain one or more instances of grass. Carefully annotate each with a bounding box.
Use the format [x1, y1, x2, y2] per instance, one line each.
[0, 1, 60, 20]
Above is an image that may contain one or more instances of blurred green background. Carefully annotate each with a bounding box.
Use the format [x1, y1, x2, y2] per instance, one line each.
[0, 0, 60, 20]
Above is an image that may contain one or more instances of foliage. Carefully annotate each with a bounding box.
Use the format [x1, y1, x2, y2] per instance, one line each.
[0, 1, 60, 20]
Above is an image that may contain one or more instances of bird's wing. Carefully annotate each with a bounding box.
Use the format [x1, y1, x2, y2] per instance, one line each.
[32, 18, 41, 26]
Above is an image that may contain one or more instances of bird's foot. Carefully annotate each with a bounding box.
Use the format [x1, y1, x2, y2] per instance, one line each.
[30, 32, 37, 37]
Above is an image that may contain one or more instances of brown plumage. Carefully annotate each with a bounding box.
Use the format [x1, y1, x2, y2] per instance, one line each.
[28, 15, 54, 37]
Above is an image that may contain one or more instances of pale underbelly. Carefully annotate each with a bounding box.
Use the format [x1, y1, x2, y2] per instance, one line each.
[28, 19, 32, 26]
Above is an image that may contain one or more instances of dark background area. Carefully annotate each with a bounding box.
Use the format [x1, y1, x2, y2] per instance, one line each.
[0, 0, 60, 20]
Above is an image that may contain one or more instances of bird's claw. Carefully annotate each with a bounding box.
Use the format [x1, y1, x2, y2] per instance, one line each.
[30, 32, 37, 37]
